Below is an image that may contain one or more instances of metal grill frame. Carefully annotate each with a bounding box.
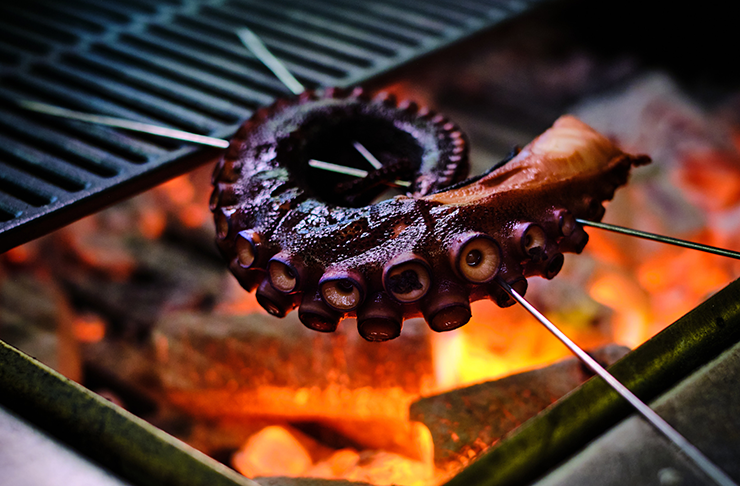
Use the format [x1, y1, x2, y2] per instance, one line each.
[0, 0, 544, 253]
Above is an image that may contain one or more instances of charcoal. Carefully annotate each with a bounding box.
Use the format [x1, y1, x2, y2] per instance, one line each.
[409, 344, 630, 467]
[0, 272, 80, 381]
[58, 234, 228, 338]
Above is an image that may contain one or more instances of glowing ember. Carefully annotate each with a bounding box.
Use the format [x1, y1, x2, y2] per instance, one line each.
[72, 314, 106, 343]
[233, 425, 436, 486]
[4, 244, 33, 264]
[233, 426, 313, 477]
[138, 207, 166, 240]
[431, 303, 573, 390]
[589, 273, 650, 347]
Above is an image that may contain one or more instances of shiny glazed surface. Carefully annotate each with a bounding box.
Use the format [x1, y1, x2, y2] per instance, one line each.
[211, 88, 649, 341]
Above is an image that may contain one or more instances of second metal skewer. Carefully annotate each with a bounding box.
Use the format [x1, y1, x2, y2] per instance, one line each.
[577, 218, 740, 260]
[236, 28, 305, 96]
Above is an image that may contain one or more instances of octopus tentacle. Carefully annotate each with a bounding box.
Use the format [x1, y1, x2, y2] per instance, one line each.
[212, 89, 649, 341]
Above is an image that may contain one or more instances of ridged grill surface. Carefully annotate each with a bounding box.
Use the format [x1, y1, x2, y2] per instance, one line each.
[0, 0, 543, 252]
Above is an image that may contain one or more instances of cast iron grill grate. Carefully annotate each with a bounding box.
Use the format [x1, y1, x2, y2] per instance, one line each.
[0, 0, 544, 253]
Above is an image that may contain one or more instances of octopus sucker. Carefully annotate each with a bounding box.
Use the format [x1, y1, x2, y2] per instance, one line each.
[212, 89, 649, 341]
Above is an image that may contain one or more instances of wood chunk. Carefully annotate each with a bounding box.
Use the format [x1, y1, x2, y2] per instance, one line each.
[154, 313, 433, 403]
[409, 344, 630, 468]
[153, 312, 434, 458]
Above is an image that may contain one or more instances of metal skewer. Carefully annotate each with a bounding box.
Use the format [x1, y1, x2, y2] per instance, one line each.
[16, 99, 398, 186]
[308, 160, 411, 187]
[353, 141, 382, 170]
[235, 27, 305, 96]
[17, 100, 230, 149]
[496, 277, 738, 486]
[578, 219, 740, 260]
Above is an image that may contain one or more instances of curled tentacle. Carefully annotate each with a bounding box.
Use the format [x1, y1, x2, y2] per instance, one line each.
[212, 89, 649, 340]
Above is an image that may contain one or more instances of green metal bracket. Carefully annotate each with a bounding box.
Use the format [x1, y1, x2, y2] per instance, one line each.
[0, 340, 259, 486]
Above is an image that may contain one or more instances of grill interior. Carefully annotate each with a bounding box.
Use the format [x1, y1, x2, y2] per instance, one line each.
[0, 0, 544, 253]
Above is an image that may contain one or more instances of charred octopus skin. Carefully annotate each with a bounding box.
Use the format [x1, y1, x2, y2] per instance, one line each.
[211, 87, 650, 341]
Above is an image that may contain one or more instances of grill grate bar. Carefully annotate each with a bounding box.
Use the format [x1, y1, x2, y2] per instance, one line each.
[0, 201, 20, 222]
[143, 24, 293, 96]
[0, 162, 58, 208]
[368, 0, 478, 29]
[63, 52, 248, 124]
[27, 4, 110, 34]
[0, 7, 85, 45]
[32, 64, 224, 135]
[0, 89, 160, 167]
[172, 15, 350, 84]
[0, 0, 547, 253]
[0, 112, 122, 179]
[37, 0, 133, 28]
[0, 189, 25, 218]
[276, 0, 428, 47]
[4, 75, 197, 152]
[101, 39, 281, 106]
[71, 0, 160, 17]
[332, 0, 454, 35]
[419, 0, 511, 16]
[0, 25, 57, 57]
[233, 0, 405, 56]
[210, 5, 382, 67]
[0, 134, 92, 192]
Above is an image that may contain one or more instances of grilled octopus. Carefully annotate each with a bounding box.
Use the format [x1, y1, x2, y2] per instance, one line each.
[210, 87, 649, 341]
